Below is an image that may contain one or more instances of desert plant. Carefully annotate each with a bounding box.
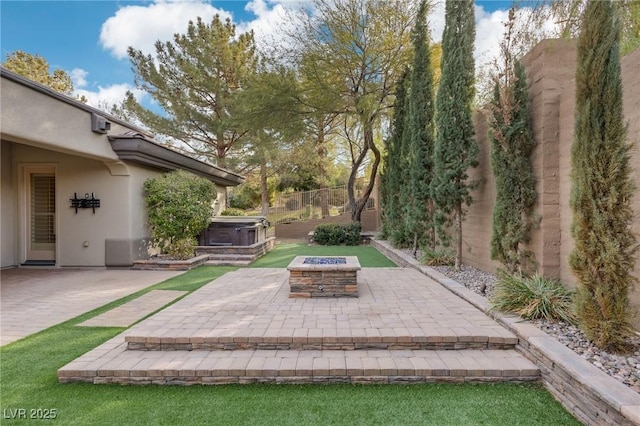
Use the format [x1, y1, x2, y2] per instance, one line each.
[144, 170, 216, 259]
[419, 247, 454, 266]
[489, 272, 576, 324]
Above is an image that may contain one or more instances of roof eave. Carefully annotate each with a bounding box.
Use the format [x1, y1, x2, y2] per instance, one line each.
[108, 135, 245, 187]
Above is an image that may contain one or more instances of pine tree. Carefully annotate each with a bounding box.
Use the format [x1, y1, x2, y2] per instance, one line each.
[432, 0, 478, 269]
[570, 0, 638, 352]
[406, 0, 436, 255]
[381, 68, 410, 243]
[489, 59, 537, 273]
[124, 16, 257, 169]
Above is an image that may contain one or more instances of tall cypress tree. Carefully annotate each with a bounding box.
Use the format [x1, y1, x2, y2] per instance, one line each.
[570, 0, 638, 352]
[432, 0, 478, 270]
[382, 68, 410, 244]
[406, 0, 436, 255]
[489, 60, 537, 273]
[394, 75, 414, 247]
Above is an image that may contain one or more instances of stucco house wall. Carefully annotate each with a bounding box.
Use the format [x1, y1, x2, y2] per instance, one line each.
[0, 68, 243, 268]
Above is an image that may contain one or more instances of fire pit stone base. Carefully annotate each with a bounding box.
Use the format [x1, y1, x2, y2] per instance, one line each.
[287, 256, 361, 298]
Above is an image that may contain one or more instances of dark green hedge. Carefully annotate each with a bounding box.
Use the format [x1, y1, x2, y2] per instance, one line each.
[313, 222, 361, 246]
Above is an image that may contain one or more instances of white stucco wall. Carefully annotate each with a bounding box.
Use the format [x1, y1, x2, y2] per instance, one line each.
[1, 141, 17, 267]
[1, 71, 241, 267]
[2, 141, 228, 268]
[10, 144, 131, 266]
[0, 77, 132, 162]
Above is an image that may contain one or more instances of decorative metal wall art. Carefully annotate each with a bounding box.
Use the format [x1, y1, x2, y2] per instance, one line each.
[70, 193, 100, 214]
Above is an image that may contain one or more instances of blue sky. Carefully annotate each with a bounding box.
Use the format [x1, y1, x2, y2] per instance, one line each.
[1, 0, 516, 109]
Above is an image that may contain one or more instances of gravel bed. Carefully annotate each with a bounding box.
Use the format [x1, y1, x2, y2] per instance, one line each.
[431, 262, 640, 393]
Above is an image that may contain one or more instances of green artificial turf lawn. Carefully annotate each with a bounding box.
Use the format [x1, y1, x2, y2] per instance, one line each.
[0, 256, 579, 425]
[250, 243, 397, 268]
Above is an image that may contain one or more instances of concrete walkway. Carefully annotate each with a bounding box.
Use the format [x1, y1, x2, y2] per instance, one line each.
[0, 268, 181, 346]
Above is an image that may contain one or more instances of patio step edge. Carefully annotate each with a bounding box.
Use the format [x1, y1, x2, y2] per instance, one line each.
[58, 346, 540, 386]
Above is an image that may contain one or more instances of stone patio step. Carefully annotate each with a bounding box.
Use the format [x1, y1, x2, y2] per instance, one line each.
[125, 332, 517, 351]
[203, 253, 255, 266]
[204, 259, 253, 266]
[58, 336, 540, 385]
[122, 268, 519, 352]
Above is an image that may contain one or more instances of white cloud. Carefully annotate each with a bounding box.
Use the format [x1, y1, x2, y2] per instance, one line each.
[100, 0, 231, 59]
[239, 0, 304, 52]
[474, 5, 510, 69]
[70, 68, 88, 88]
[428, 1, 446, 44]
[76, 83, 146, 111]
[428, 2, 509, 70]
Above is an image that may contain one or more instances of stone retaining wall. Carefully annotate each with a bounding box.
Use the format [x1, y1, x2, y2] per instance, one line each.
[196, 237, 276, 257]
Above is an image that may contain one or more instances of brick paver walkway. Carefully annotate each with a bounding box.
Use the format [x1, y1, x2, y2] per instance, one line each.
[0, 269, 180, 345]
[78, 290, 188, 328]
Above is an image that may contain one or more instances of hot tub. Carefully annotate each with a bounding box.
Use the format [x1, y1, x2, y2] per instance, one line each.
[198, 216, 270, 247]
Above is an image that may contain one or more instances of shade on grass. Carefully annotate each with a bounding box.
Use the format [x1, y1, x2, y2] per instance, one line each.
[1, 258, 579, 425]
[250, 243, 397, 268]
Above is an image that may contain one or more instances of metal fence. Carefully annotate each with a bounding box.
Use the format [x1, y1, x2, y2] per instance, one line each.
[269, 182, 376, 225]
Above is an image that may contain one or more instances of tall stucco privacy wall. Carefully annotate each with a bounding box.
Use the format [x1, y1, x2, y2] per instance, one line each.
[463, 40, 640, 328]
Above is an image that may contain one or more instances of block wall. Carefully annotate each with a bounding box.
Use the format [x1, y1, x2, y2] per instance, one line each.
[462, 40, 640, 328]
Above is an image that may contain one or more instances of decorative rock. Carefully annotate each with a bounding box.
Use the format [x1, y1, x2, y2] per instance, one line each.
[426, 258, 640, 394]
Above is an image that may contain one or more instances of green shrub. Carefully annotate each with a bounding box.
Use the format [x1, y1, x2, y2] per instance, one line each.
[220, 208, 246, 216]
[313, 222, 361, 246]
[420, 247, 454, 266]
[167, 237, 197, 260]
[489, 272, 576, 324]
[228, 181, 262, 210]
[144, 170, 215, 258]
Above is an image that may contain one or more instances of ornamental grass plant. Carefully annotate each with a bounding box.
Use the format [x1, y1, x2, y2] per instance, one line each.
[419, 247, 454, 266]
[490, 272, 576, 324]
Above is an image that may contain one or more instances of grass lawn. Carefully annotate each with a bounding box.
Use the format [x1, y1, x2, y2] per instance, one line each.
[250, 243, 397, 268]
[1, 247, 580, 425]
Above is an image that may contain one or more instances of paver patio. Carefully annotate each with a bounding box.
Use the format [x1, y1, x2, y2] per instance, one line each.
[59, 267, 539, 384]
[124, 268, 516, 350]
[0, 268, 181, 346]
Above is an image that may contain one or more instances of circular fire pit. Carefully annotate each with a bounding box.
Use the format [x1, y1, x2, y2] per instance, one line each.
[287, 256, 361, 298]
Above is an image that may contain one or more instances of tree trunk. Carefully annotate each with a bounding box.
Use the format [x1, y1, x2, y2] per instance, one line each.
[455, 202, 463, 270]
[317, 123, 330, 217]
[350, 121, 380, 223]
[320, 189, 330, 218]
[260, 160, 269, 216]
[428, 199, 436, 250]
